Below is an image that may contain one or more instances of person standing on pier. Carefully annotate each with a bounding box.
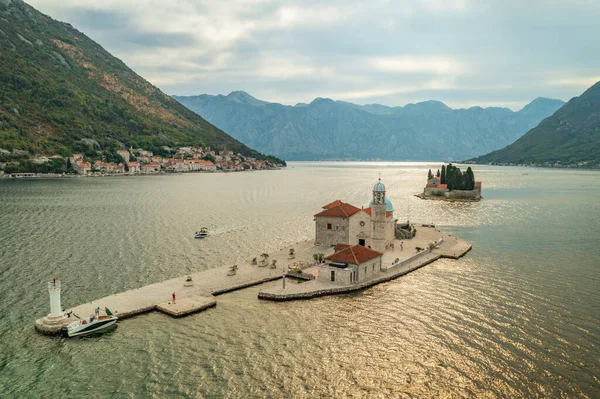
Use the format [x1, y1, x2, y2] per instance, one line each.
[172, 292, 176, 304]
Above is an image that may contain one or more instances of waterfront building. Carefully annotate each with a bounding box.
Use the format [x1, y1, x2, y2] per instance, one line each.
[314, 179, 397, 253]
[318, 244, 383, 285]
[141, 162, 161, 174]
[126, 162, 140, 174]
[73, 161, 91, 175]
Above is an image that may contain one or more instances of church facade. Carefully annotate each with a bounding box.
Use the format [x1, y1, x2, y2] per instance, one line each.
[314, 179, 397, 253]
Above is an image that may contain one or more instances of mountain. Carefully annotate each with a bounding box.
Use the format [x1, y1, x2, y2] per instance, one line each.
[174, 92, 564, 161]
[0, 0, 282, 164]
[469, 81, 600, 165]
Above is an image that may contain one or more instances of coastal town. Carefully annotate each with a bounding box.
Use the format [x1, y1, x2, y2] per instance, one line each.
[0, 146, 284, 178]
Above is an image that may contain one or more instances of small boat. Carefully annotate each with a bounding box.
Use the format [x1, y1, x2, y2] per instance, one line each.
[61, 309, 118, 338]
[194, 228, 209, 239]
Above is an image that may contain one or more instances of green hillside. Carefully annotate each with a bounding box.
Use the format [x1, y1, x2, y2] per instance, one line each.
[470, 81, 600, 166]
[0, 0, 283, 164]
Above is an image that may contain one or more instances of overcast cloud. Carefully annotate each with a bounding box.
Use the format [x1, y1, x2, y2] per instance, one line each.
[27, 0, 600, 109]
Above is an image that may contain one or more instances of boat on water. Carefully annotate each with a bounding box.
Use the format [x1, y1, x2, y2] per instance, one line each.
[194, 228, 209, 239]
[61, 308, 117, 338]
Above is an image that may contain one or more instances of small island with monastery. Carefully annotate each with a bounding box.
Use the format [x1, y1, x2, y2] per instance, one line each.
[36, 178, 472, 334]
[417, 163, 482, 201]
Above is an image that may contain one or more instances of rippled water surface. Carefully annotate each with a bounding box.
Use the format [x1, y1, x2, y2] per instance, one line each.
[0, 162, 599, 398]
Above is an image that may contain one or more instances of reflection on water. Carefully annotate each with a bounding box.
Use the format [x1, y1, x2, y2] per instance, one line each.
[0, 163, 599, 398]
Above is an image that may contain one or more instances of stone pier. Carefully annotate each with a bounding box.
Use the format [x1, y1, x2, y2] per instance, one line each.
[34, 226, 471, 335]
[34, 240, 330, 335]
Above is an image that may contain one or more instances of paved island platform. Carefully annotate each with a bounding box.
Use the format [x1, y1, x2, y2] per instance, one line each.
[258, 226, 471, 301]
[35, 226, 471, 335]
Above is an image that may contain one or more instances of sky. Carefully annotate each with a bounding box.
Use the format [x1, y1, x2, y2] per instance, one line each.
[27, 0, 600, 110]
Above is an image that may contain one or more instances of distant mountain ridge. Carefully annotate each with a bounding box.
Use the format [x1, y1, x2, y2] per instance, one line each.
[469, 81, 600, 165]
[174, 92, 564, 161]
[0, 0, 282, 164]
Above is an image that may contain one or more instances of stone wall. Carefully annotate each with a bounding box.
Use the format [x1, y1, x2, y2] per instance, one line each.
[424, 187, 445, 196]
[444, 189, 480, 200]
[381, 249, 432, 272]
[357, 257, 382, 280]
[259, 253, 442, 302]
[315, 216, 349, 246]
[317, 264, 352, 285]
[348, 211, 371, 246]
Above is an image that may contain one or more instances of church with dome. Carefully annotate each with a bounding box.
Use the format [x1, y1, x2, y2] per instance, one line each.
[314, 179, 398, 254]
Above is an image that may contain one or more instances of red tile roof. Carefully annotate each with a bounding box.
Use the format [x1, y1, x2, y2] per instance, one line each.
[425, 184, 437, 188]
[322, 200, 343, 209]
[326, 244, 382, 265]
[315, 202, 361, 217]
[438, 184, 447, 189]
[362, 207, 392, 218]
[333, 243, 353, 252]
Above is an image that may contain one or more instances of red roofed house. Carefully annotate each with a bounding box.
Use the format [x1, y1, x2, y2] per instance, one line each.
[319, 244, 383, 285]
[72, 161, 91, 175]
[314, 179, 397, 252]
[424, 182, 447, 196]
[141, 162, 161, 174]
[126, 162, 140, 174]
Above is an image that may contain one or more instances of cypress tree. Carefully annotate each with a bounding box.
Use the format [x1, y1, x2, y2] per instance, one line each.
[466, 167, 475, 190]
[436, 169, 440, 177]
[428, 169, 433, 180]
[454, 166, 462, 190]
[441, 165, 446, 184]
[66, 157, 72, 170]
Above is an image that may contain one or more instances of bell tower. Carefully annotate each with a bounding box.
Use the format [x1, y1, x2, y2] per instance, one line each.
[371, 178, 387, 253]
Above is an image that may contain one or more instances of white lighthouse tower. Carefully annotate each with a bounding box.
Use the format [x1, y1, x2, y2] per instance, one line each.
[46, 278, 67, 323]
[35, 278, 70, 335]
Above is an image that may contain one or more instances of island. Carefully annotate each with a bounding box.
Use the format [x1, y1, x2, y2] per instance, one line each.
[35, 178, 472, 335]
[417, 164, 482, 201]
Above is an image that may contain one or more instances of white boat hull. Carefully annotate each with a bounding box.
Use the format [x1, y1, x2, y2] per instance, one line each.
[62, 316, 118, 337]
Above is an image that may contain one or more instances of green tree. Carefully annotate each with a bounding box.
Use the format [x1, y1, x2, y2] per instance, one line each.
[441, 165, 446, 184]
[466, 167, 475, 190]
[436, 169, 440, 177]
[66, 157, 71, 170]
[203, 154, 216, 163]
[427, 169, 433, 180]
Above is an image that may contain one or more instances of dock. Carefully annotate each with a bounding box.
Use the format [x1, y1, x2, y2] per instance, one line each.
[35, 240, 329, 335]
[35, 226, 471, 335]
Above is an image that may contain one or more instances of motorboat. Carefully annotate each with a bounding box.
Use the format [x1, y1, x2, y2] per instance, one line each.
[61, 310, 118, 338]
[194, 228, 209, 239]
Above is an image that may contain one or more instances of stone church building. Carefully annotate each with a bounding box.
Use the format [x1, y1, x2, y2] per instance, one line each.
[314, 179, 398, 284]
[314, 179, 397, 253]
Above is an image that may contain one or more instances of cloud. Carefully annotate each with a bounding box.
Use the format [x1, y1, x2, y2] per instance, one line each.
[27, 0, 600, 109]
[369, 56, 465, 75]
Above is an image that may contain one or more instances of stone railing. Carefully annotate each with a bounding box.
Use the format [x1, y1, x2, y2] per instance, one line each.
[381, 248, 432, 272]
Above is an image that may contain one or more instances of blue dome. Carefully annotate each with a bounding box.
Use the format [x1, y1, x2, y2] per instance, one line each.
[373, 181, 386, 192]
[369, 197, 394, 212]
